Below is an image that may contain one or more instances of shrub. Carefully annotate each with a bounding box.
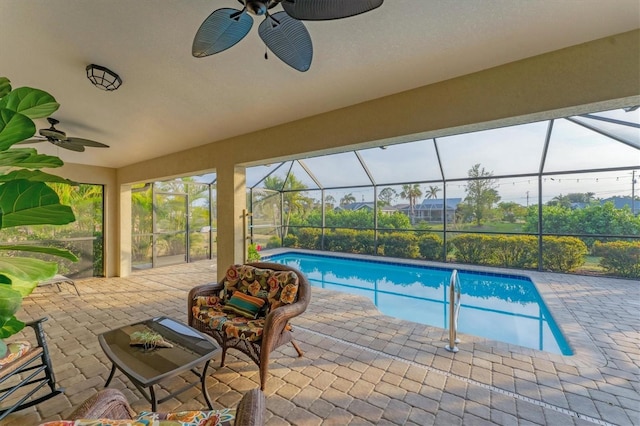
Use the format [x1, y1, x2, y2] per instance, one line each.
[266, 235, 282, 249]
[295, 228, 322, 250]
[378, 232, 420, 258]
[593, 241, 640, 278]
[417, 233, 445, 261]
[450, 234, 495, 265]
[489, 235, 538, 268]
[324, 229, 374, 254]
[247, 243, 261, 261]
[542, 236, 587, 272]
[283, 234, 298, 248]
[451, 234, 586, 271]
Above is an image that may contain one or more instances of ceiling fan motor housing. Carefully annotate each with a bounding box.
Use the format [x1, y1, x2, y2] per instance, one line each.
[244, 0, 271, 16]
[40, 128, 66, 140]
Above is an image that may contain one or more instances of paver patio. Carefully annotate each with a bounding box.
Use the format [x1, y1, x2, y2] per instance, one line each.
[2, 259, 639, 425]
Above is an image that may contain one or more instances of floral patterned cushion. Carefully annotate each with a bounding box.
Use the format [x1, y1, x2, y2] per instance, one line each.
[223, 265, 299, 313]
[38, 408, 235, 425]
[192, 303, 264, 342]
[0, 341, 31, 367]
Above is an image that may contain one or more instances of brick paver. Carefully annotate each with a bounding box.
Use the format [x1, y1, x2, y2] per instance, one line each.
[3, 259, 638, 425]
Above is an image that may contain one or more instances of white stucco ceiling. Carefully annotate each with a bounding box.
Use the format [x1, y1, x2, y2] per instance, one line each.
[2, 0, 639, 168]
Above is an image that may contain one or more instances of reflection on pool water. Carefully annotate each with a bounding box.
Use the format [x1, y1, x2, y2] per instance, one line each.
[267, 251, 573, 356]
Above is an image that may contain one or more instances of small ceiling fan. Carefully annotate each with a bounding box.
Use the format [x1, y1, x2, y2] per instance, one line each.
[18, 118, 109, 152]
[192, 0, 384, 72]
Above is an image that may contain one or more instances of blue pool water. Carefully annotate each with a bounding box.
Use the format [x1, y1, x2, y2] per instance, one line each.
[267, 252, 573, 356]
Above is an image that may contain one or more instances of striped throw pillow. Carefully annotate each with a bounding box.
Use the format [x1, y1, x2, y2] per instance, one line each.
[222, 292, 266, 319]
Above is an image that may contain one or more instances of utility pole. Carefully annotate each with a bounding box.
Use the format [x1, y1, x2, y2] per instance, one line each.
[526, 191, 530, 207]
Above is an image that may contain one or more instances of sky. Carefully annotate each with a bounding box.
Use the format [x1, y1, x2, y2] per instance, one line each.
[199, 106, 640, 206]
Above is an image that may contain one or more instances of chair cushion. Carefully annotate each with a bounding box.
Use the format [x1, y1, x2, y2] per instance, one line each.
[192, 305, 264, 342]
[0, 341, 31, 367]
[223, 264, 299, 313]
[222, 292, 265, 319]
[40, 408, 236, 426]
[138, 408, 235, 425]
[39, 407, 236, 425]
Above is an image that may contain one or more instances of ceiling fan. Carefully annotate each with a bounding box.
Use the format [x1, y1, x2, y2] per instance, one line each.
[192, 0, 384, 72]
[18, 118, 110, 152]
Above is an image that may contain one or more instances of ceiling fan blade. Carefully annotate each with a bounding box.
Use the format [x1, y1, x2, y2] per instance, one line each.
[259, 12, 312, 72]
[192, 8, 253, 57]
[55, 142, 85, 152]
[65, 137, 109, 148]
[282, 0, 383, 21]
[14, 138, 47, 145]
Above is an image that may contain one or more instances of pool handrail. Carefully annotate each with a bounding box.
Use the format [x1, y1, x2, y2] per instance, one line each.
[445, 269, 461, 353]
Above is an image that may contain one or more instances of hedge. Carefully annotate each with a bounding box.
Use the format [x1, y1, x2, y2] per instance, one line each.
[450, 234, 586, 272]
[541, 236, 587, 272]
[377, 232, 420, 258]
[593, 241, 640, 278]
[417, 233, 445, 261]
[273, 229, 597, 274]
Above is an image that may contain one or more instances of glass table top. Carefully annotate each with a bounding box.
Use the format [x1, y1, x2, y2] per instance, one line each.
[99, 316, 220, 386]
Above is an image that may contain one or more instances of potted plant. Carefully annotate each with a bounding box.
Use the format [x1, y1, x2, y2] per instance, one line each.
[0, 77, 77, 358]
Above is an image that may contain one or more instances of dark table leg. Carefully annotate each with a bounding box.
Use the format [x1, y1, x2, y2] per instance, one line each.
[105, 364, 116, 387]
[150, 385, 157, 412]
[201, 359, 213, 410]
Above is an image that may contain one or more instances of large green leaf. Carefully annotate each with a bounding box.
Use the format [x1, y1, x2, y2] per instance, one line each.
[0, 244, 78, 262]
[0, 284, 25, 339]
[0, 149, 31, 167]
[0, 317, 25, 339]
[0, 285, 22, 320]
[0, 87, 59, 119]
[0, 78, 11, 99]
[9, 149, 64, 169]
[0, 109, 36, 151]
[0, 180, 75, 229]
[0, 256, 57, 296]
[0, 169, 74, 185]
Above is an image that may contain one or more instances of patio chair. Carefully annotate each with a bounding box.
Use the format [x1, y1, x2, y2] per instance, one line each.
[43, 387, 266, 426]
[0, 317, 63, 420]
[188, 262, 311, 390]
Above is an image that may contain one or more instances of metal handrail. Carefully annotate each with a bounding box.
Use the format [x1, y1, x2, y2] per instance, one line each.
[445, 269, 461, 353]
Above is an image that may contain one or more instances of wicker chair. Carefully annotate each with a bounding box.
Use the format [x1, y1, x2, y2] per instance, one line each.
[188, 262, 311, 390]
[67, 388, 265, 426]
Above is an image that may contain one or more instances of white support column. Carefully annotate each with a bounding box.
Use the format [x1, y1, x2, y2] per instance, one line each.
[216, 164, 247, 281]
[118, 184, 132, 277]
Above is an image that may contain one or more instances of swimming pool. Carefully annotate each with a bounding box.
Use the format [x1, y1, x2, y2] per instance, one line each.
[267, 251, 573, 356]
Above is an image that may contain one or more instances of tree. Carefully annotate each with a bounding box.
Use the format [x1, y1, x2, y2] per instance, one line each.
[340, 193, 356, 206]
[261, 174, 309, 238]
[548, 192, 598, 208]
[378, 187, 397, 206]
[324, 194, 336, 209]
[497, 201, 526, 223]
[400, 184, 422, 221]
[463, 164, 501, 226]
[426, 185, 441, 199]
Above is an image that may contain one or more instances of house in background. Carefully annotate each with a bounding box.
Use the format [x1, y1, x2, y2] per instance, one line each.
[336, 202, 398, 215]
[397, 198, 462, 223]
[602, 196, 640, 215]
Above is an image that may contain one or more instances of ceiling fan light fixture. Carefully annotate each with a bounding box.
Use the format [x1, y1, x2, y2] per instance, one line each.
[86, 64, 122, 91]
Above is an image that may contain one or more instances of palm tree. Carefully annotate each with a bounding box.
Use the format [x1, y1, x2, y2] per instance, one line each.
[400, 184, 422, 222]
[261, 174, 308, 238]
[340, 193, 356, 206]
[426, 185, 440, 199]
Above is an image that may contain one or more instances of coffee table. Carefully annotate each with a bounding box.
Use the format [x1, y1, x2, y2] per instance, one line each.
[98, 316, 220, 411]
